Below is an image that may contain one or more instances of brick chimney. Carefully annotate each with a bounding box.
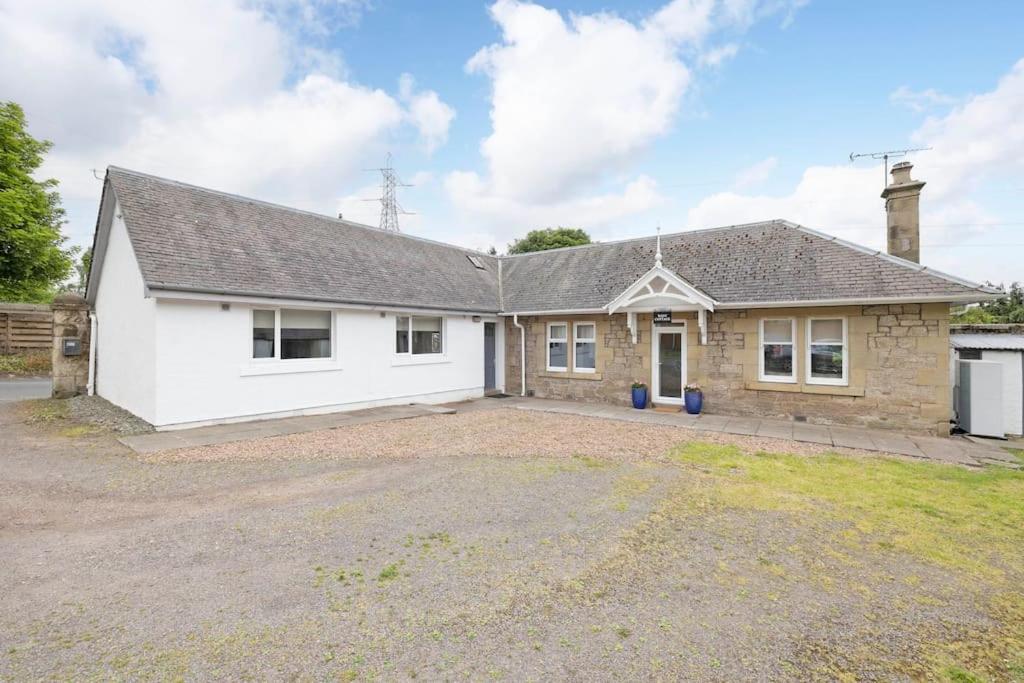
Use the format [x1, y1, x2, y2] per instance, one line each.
[881, 161, 925, 263]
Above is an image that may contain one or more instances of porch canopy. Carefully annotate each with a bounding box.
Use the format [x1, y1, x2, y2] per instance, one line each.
[604, 262, 716, 344]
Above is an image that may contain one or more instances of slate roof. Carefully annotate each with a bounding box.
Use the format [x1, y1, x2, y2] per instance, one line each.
[95, 167, 997, 314]
[951, 334, 1024, 351]
[103, 167, 501, 312]
[500, 221, 998, 311]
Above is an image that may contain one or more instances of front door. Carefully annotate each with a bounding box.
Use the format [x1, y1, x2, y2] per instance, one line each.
[652, 324, 686, 405]
[484, 322, 496, 391]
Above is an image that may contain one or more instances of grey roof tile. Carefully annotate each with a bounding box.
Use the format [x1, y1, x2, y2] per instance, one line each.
[107, 167, 501, 312]
[500, 221, 996, 311]
[103, 168, 995, 314]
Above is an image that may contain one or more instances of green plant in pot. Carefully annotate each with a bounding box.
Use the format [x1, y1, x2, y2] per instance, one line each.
[631, 380, 648, 409]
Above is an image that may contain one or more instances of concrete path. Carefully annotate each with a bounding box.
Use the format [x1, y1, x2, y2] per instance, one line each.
[0, 378, 50, 402]
[508, 397, 1020, 469]
[120, 403, 456, 454]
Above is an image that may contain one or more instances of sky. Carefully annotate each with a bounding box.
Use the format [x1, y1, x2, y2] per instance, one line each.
[2, 0, 1022, 286]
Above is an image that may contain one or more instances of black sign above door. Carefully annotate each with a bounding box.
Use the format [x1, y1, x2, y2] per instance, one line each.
[653, 310, 672, 325]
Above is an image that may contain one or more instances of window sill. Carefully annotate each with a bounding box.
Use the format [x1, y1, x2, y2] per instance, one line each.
[757, 375, 797, 384]
[745, 380, 864, 397]
[241, 361, 342, 377]
[392, 355, 450, 367]
[539, 370, 603, 381]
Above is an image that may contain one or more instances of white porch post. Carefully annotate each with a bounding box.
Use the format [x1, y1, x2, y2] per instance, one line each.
[698, 308, 707, 345]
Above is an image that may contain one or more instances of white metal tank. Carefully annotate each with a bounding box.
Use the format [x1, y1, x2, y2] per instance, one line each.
[957, 360, 1004, 438]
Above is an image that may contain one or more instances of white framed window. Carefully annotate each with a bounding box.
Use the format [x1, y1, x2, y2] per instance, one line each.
[573, 322, 596, 373]
[396, 315, 444, 356]
[758, 318, 796, 383]
[251, 308, 333, 361]
[547, 322, 568, 371]
[806, 317, 848, 386]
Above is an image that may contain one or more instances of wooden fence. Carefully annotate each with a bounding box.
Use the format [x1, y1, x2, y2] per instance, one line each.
[0, 303, 54, 354]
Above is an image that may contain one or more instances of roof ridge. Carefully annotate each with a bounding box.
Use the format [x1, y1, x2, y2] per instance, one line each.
[499, 220, 783, 259]
[106, 165, 499, 259]
[779, 220, 1001, 294]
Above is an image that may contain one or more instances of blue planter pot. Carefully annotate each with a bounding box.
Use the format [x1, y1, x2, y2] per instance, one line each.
[684, 390, 703, 415]
[631, 387, 648, 409]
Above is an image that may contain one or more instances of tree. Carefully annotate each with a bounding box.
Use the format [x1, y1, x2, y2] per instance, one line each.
[0, 102, 76, 302]
[72, 247, 92, 295]
[952, 282, 1024, 324]
[507, 227, 591, 255]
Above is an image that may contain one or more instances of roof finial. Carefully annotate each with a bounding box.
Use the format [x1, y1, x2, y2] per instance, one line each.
[655, 225, 663, 268]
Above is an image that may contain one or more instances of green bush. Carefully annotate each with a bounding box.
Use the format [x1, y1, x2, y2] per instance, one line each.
[0, 352, 51, 375]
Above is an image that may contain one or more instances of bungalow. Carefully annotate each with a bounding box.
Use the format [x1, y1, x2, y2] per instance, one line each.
[85, 163, 998, 434]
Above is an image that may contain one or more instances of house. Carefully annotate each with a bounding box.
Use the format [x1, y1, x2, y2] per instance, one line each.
[85, 163, 999, 434]
[951, 324, 1024, 436]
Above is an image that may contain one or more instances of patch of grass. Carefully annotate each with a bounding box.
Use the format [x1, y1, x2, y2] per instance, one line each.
[0, 352, 51, 376]
[377, 562, 403, 583]
[670, 441, 1024, 580]
[1004, 447, 1024, 465]
[59, 424, 104, 438]
[943, 665, 985, 682]
[668, 441, 1024, 680]
[572, 454, 611, 469]
[21, 398, 68, 424]
[313, 565, 363, 588]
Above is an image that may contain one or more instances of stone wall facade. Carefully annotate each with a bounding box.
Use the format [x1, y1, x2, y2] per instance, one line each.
[505, 313, 656, 406]
[51, 293, 91, 398]
[504, 302, 952, 435]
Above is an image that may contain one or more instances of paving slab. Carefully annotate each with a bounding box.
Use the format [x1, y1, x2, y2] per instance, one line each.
[828, 426, 873, 450]
[756, 421, 794, 440]
[722, 417, 761, 436]
[792, 423, 833, 445]
[509, 398, 1011, 468]
[865, 431, 926, 458]
[682, 414, 724, 432]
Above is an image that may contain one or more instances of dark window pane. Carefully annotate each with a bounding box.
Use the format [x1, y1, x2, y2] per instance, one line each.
[658, 332, 683, 397]
[763, 344, 792, 377]
[810, 344, 843, 379]
[280, 309, 331, 359]
[396, 316, 409, 353]
[411, 317, 442, 354]
[253, 310, 275, 358]
[549, 342, 567, 368]
[575, 342, 595, 369]
[959, 349, 982, 360]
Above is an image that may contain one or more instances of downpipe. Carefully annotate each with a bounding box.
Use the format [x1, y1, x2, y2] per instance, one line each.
[513, 314, 526, 397]
[87, 311, 97, 396]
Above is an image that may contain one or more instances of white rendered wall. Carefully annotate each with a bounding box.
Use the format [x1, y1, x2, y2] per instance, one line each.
[982, 350, 1023, 436]
[93, 204, 157, 423]
[151, 301, 489, 428]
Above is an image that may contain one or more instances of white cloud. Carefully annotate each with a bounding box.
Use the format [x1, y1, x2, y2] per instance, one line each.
[448, 0, 801, 244]
[699, 43, 739, 68]
[733, 156, 777, 189]
[445, 172, 663, 235]
[0, 0, 453, 230]
[889, 85, 958, 113]
[686, 59, 1024, 279]
[399, 74, 456, 153]
[463, 0, 692, 202]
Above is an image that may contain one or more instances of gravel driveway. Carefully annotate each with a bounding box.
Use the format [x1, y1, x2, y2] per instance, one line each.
[1, 402, 1018, 680]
